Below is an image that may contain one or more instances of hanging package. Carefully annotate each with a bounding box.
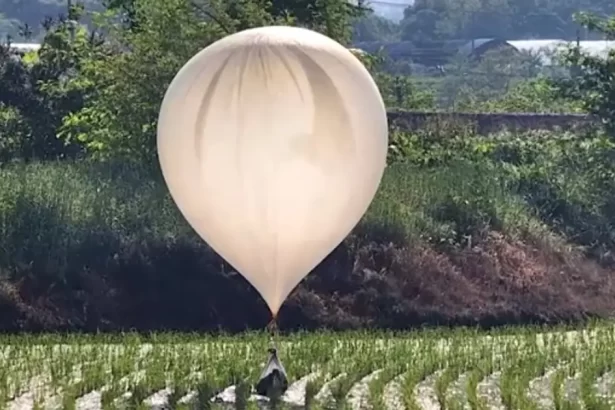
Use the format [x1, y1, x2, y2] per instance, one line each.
[256, 348, 288, 398]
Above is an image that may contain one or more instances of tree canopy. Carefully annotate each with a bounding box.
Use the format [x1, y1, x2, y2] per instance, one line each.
[3, 0, 615, 42]
[400, 0, 615, 41]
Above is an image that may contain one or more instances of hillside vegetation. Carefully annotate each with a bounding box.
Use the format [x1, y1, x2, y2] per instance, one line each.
[2, 129, 615, 331]
[0, 0, 615, 331]
[2, 0, 615, 41]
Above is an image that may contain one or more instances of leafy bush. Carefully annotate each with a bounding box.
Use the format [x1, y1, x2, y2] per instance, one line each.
[555, 13, 615, 135]
[388, 126, 615, 262]
[56, 0, 367, 164]
[0, 5, 96, 161]
[0, 104, 29, 163]
[469, 78, 584, 114]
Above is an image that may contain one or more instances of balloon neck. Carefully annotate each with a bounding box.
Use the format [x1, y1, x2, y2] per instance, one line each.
[267, 317, 278, 335]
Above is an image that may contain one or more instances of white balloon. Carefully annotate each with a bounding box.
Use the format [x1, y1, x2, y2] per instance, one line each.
[157, 26, 388, 316]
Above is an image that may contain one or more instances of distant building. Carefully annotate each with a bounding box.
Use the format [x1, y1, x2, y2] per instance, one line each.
[6, 42, 41, 55]
[457, 38, 513, 57]
[460, 38, 615, 65]
[352, 40, 466, 66]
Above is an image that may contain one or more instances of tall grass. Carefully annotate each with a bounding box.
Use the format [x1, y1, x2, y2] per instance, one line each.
[0, 155, 545, 281]
[1, 129, 614, 331]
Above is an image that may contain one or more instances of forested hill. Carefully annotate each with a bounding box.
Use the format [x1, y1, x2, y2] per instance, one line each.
[2, 0, 615, 42]
[0, 0, 100, 39]
[398, 0, 615, 42]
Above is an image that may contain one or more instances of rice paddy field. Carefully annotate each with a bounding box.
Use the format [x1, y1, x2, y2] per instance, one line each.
[1, 324, 614, 410]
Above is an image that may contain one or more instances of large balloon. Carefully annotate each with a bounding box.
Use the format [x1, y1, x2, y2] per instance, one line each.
[157, 26, 388, 316]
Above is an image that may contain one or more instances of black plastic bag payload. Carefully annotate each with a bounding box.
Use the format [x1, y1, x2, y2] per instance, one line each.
[255, 348, 289, 398]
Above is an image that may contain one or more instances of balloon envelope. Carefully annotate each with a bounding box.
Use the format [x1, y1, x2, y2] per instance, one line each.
[157, 26, 388, 316]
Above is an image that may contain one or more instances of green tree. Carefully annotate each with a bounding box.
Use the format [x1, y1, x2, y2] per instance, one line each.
[59, 0, 366, 163]
[60, 0, 238, 162]
[399, 0, 615, 41]
[437, 47, 546, 109]
[353, 50, 435, 109]
[471, 77, 584, 113]
[401, 8, 442, 41]
[0, 4, 95, 161]
[352, 11, 401, 42]
[556, 12, 615, 134]
[0, 0, 101, 39]
[104, 0, 363, 43]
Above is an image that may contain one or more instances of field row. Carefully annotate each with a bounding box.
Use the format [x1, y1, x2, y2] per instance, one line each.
[0, 326, 613, 409]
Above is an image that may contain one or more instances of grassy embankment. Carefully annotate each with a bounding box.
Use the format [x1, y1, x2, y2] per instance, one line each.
[0, 128, 614, 331]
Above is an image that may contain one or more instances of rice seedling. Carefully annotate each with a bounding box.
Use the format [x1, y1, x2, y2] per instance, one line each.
[0, 324, 612, 409]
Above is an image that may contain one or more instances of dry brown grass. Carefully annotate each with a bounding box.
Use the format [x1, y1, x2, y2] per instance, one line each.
[0, 230, 612, 332]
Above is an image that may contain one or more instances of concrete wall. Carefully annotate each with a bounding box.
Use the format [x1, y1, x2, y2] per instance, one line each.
[387, 110, 600, 134]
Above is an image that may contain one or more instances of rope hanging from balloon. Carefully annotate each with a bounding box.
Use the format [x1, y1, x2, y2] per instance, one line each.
[267, 317, 279, 349]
